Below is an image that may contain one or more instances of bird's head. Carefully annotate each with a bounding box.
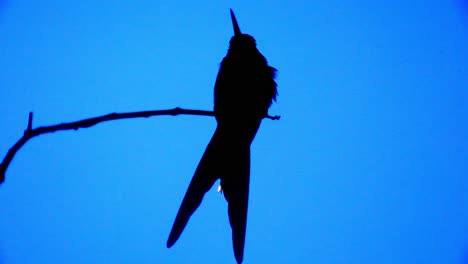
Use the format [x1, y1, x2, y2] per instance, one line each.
[228, 9, 257, 51]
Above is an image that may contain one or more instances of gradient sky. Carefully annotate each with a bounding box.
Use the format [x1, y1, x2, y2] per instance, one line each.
[1, 1, 467, 263]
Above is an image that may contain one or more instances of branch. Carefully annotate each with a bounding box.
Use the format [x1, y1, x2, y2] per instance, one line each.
[0, 107, 280, 185]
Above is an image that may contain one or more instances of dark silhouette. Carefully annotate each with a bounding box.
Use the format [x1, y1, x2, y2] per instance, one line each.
[166, 9, 278, 264]
[0, 109, 278, 185]
[1, 108, 278, 185]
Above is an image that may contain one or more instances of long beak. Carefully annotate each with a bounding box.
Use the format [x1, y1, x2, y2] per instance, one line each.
[230, 8, 241, 36]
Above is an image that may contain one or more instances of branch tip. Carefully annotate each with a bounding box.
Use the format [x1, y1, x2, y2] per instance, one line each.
[266, 115, 281, 120]
[27, 112, 33, 131]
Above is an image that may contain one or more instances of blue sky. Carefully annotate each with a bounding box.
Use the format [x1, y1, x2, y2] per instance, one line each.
[1, 1, 467, 263]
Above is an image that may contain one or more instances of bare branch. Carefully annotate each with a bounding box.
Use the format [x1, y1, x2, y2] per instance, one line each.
[0, 107, 280, 185]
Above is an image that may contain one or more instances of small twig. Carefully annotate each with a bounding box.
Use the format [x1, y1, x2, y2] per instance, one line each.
[0, 107, 280, 184]
[27, 112, 33, 132]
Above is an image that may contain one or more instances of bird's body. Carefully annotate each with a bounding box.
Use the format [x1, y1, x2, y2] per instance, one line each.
[167, 9, 277, 264]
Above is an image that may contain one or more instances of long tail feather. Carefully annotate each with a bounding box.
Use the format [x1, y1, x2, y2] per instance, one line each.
[167, 129, 222, 247]
[222, 146, 250, 263]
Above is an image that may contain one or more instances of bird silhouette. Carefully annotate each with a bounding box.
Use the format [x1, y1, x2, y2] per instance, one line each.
[167, 9, 278, 264]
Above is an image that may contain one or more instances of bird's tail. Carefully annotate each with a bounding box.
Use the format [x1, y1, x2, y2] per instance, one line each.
[167, 125, 253, 264]
[166, 128, 223, 248]
[221, 142, 250, 264]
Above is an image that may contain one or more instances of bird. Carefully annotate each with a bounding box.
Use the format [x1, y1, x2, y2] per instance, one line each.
[167, 9, 278, 264]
